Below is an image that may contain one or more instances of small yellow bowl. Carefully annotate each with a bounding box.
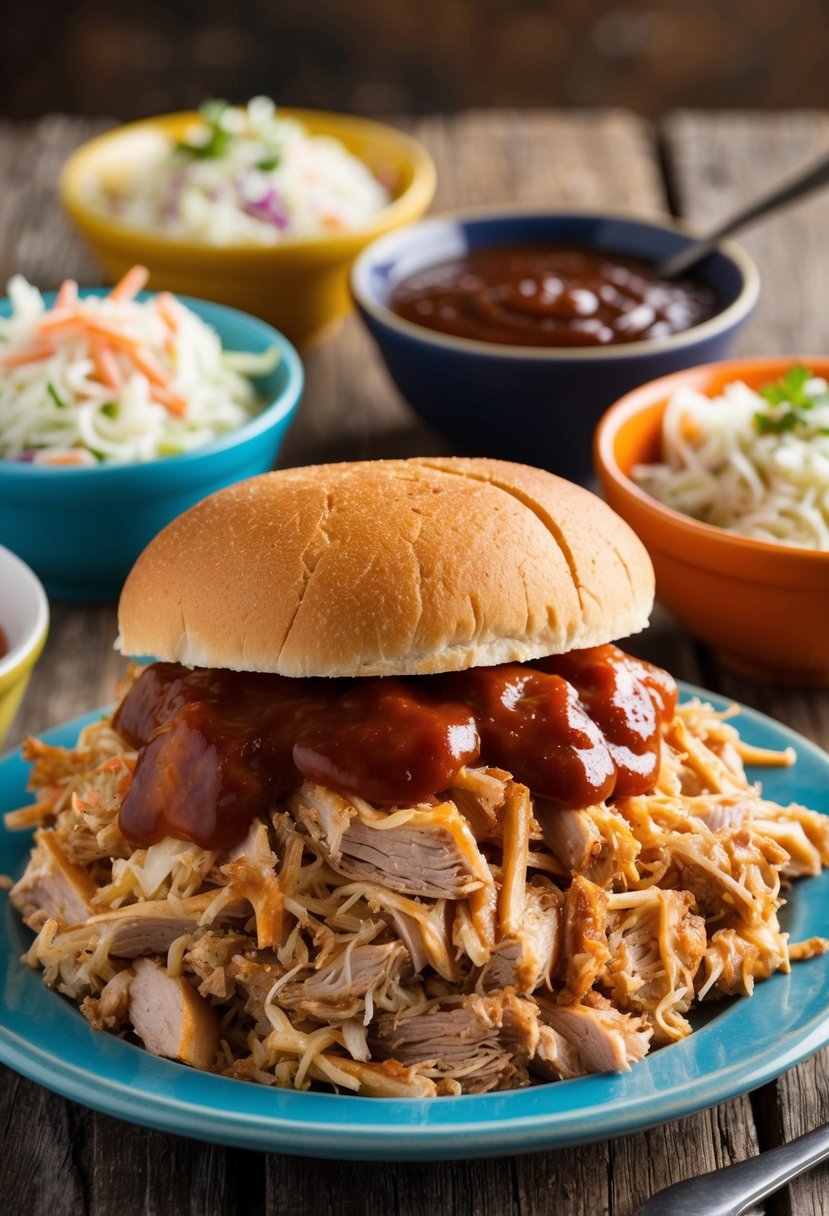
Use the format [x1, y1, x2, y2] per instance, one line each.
[595, 356, 829, 685]
[0, 547, 49, 746]
[60, 108, 436, 349]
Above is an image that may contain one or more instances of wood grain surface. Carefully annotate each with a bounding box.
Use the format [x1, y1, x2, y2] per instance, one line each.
[1, 109, 829, 1216]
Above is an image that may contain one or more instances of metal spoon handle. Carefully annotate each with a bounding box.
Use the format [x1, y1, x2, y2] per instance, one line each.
[635, 1120, 829, 1216]
[656, 149, 829, 278]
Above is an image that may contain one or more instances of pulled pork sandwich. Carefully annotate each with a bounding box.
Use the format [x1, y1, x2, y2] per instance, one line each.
[8, 457, 829, 1097]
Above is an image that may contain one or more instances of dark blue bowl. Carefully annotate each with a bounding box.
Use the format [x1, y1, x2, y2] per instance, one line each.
[0, 292, 304, 603]
[351, 209, 759, 483]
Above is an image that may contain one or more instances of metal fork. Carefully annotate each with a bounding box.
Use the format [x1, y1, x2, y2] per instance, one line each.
[635, 1121, 829, 1215]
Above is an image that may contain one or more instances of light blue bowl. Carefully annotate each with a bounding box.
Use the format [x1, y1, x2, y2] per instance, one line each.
[352, 208, 759, 484]
[0, 292, 304, 603]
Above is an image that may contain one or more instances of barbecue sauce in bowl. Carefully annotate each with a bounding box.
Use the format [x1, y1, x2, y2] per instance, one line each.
[115, 644, 677, 849]
[388, 245, 718, 348]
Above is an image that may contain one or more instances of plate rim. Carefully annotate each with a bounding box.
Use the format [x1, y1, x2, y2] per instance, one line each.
[1, 682, 828, 1160]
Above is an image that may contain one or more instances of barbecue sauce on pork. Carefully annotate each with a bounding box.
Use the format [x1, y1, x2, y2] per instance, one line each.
[115, 644, 677, 849]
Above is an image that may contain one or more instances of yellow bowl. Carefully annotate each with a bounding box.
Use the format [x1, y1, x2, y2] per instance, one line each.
[594, 356, 829, 685]
[60, 108, 436, 349]
[0, 547, 49, 746]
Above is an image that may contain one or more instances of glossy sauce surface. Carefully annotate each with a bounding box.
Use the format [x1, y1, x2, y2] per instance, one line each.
[115, 644, 677, 849]
[389, 244, 719, 347]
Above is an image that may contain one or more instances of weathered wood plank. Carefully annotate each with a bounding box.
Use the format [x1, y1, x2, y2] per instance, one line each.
[267, 1155, 523, 1216]
[421, 110, 667, 214]
[663, 109, 829, 356]
[0, 1070, 88, 1216]
[85, 1113, 266, 1216]
[0, 1064, 267, 1216]
[768, 1052, 829, 1216]
[0, 116, 110, 290]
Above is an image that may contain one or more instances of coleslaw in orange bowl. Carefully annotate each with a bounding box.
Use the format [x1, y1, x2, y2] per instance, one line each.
[595, 356, 829, 684]
[631, 364, 829, 551]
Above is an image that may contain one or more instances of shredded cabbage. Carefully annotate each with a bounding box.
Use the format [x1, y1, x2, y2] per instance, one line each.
[0, 268, 277, 465]
[633, 366, 829, 549]
[90, 97, 391, 246]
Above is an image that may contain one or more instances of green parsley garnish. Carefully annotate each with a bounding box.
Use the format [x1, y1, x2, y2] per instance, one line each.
[759, 364, 814, 408]
[753, 364, 829, 435]
[256, 153, 281, 172]
[47, 383, 67, 409]
[176, 99, 233, 160]
[754, 410, 799, 435]
[101, 402, 118, 418]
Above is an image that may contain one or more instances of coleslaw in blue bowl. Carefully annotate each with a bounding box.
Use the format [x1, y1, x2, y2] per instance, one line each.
[0, 286, 303, 602]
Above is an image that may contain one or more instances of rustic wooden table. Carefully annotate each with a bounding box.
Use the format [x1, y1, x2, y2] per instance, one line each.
[1, 109, 829, 1216]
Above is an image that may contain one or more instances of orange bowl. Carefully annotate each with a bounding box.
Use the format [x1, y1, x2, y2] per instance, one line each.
[594, 356, 829, 685]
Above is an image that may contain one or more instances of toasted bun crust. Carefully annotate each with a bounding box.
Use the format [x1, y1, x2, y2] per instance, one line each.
[117, 457, 654, 676]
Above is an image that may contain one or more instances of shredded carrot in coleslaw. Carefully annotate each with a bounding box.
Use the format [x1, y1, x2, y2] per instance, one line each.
[0, 268, 279, 465]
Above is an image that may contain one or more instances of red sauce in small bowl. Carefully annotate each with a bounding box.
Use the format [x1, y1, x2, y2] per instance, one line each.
[0, 626, 7, 660]
[389, 244, 719, 348]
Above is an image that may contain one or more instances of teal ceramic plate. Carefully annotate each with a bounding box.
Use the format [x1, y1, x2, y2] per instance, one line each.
[1, 684, 828, 1160]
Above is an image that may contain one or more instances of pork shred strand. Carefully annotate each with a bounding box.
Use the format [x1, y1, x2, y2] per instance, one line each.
[4, 696, 827, 1096]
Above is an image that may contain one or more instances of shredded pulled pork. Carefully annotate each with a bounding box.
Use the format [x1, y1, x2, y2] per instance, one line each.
[5, 699, 828, 1097]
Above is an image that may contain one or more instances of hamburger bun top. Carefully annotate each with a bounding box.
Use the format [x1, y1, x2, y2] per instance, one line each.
[117, 457, 654, 677]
